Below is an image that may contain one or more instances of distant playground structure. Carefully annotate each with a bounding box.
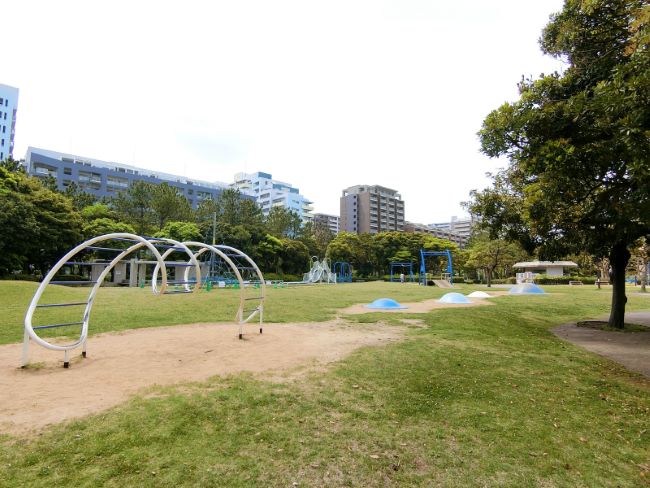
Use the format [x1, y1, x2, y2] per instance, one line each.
[22, 233, 265, 368]
[303, 257, 337, 284]
[419, 249, 454, 287]
[390, 261, 415, 282]
[333, 261, 353, 283]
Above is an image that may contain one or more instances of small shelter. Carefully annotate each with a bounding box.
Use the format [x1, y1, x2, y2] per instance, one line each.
[513, 261, 577, 283]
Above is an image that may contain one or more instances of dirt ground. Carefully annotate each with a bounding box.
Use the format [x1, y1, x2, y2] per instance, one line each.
[0, 320, 403, 435]
[552, 311, 650, 379]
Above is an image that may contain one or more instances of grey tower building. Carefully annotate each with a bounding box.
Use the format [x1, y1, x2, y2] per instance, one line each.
[340, 185, 405, 234]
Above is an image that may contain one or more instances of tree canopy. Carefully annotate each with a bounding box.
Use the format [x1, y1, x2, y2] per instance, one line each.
[468, 0, 649, 328]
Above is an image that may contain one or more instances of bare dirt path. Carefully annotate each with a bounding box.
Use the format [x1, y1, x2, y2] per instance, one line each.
[0, 321, 403, 435]
[552, 311, 650, 379]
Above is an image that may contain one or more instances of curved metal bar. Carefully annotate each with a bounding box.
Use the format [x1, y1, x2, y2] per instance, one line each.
[150, 238, 202, 294]
[182, 242, 248, 337]
[23, 233, 168, 365]
[215, 245, 266, 327]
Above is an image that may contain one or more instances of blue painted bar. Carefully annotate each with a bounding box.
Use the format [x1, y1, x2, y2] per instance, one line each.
[64, 261, 109, 266]
[36, 302, 88, 308]
[109, 237, 180, 250]
[86, 246, 128, 252]
[33, 321, 84, 330]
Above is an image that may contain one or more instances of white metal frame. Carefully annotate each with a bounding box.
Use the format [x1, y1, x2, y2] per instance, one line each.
[22, 234, 267, 368]
[183, 242, 266, 338]
[23, 233, 168, 368]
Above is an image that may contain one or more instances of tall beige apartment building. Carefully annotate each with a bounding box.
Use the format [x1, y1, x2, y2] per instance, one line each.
[340, 185, 405, 234]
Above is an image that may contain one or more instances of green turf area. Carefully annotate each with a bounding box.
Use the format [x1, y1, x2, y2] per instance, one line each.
[0, 281, 648, 486]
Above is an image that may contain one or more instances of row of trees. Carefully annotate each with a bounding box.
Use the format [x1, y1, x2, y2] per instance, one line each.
[0, 161, 336, 277]
[2, 162, 471, 279]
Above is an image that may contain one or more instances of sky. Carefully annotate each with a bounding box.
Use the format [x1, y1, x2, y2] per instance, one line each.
[4, 0, 566, 224]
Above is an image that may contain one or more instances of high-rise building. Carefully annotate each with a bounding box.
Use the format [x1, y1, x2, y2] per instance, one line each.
[313, 213, 340, 234]
[0, 84, 19, 161]
[404, 222, 468, 248]
[429, 216, 476, 240]
[340, 185, 405, 234]
[232, 172, 314, 223]
[23, 147, 238, 208]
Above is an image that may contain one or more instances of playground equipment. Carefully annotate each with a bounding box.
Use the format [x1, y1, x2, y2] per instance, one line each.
[419, 249, 453, 286]
[303, 257, 337, 284]
[438, 292, 472, 304]
[22, 234, 265, 368]
[467, 291, 492, 298]
[333, 262, 353, 283]
[509, 283, 545, 294]
[390, 262, 415, 282]
[365, 298, 408, 310]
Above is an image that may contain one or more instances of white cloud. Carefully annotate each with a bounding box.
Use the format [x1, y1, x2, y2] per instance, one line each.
[5, 0, 565, 223]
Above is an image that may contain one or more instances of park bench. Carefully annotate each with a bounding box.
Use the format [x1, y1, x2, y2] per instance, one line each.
[568, 281, 584, 285]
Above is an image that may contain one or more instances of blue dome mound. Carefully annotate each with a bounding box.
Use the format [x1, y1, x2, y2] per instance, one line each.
[365, 298, 408, 310]
[438, 292, 472, 304]
[509, 283, 546, 294]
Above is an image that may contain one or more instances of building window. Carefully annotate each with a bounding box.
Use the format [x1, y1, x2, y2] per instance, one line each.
[64, 167, 72, 175]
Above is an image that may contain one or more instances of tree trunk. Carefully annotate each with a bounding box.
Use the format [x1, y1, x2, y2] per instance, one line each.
[608, 242, 631, 329]
[486, 269, 492, 288]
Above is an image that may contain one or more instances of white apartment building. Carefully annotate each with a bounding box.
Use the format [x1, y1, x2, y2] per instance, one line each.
[313, 213, 340, 234]
[0, 84, 19, 161]
[232, 172, 314, 223]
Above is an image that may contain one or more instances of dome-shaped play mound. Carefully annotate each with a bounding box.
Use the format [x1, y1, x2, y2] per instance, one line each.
[438, 292, 473, 304]
[467, 291, 492, 298]
[509, 283, 546, 294]
[364, 298, 408, 310]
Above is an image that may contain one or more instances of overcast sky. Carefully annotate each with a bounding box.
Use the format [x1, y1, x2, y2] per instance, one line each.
[5, 0, 566, 224]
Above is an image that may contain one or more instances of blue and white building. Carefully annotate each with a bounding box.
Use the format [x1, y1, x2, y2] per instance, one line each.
[24, 147, 237, 208]
[0, 84, 19, 161]
[232, 172, 314, 223]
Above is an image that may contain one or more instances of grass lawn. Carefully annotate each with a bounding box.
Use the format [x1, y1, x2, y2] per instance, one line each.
[0, 281, 649, 487]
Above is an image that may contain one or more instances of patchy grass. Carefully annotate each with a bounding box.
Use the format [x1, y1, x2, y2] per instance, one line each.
[0, 282, 648, 486]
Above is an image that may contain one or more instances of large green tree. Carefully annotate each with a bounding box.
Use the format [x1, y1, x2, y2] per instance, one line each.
[150, 183, 192, 230]
[113, 181, 155, 234]
[0, 166, 82, 275]
[468, 0, 649, 328]
[265, 207, 302, 239]
[465, 234, 525, 287]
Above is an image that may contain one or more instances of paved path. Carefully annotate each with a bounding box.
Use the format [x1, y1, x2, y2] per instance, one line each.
[552, 311, 650, 379]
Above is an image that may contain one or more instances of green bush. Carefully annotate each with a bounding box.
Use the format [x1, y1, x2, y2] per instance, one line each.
[534, 275, 597, 285]
[0, 274, 41, 282]
[51, 274, 89, 282]
[262, 273, 303, 283]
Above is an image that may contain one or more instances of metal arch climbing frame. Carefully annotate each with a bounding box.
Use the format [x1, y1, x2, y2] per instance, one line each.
[23, 233, 169, 368]
[419, 249, 453, 286]
[150, 238, 202, 295]
[182, 242, 265, 339]
[215, 244, 266, 334]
